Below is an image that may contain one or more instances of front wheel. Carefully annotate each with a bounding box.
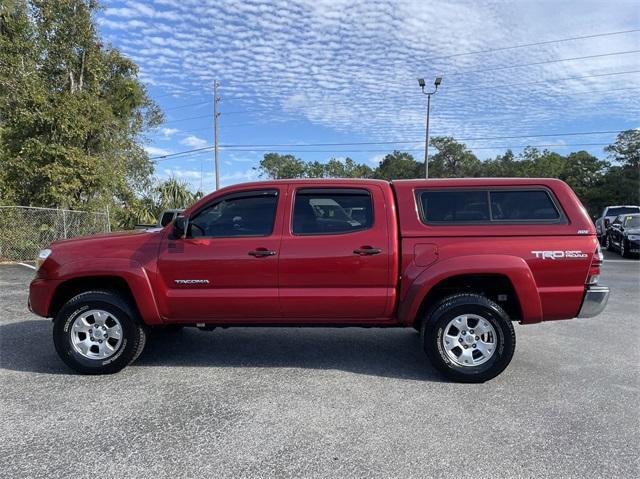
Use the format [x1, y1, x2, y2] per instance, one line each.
[53, 290, 147, 374]
[620, 239, 630, 258]
[422, 294, 515, 383]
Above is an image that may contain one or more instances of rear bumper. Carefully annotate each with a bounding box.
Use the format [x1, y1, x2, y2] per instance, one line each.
[577, 286, 609, 318]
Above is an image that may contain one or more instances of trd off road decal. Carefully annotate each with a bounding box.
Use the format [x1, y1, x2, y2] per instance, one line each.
[531, 250, 588, 259]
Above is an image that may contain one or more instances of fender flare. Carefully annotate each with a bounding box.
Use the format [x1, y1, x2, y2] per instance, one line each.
[398, 254, 543, 325]
[53, 258, 162, 324]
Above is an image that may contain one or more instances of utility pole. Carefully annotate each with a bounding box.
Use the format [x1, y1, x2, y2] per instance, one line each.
[418, 77, 442, 179]
[213, 80, 220, 190]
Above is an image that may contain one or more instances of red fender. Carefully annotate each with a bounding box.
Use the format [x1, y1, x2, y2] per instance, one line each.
[397, 254, 543, 325]
[54, 259, 163, 325]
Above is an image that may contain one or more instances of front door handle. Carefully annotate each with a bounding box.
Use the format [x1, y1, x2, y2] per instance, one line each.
[353, 247, 382, 255]
[248, 249, 277, 257]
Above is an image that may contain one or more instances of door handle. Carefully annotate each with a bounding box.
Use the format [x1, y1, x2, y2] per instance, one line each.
[353, 247, 382, 255]
[248, 249, 277, 257]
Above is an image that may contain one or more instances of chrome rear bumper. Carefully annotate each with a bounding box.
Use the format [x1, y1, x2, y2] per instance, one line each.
[577, 286, 610, 318]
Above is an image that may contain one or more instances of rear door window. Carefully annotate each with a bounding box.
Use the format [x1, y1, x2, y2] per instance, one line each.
[293, 188, 373, 234]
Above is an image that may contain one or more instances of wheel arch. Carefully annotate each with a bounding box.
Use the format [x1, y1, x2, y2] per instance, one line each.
[48, 259, 163, 324]
[398, 254, 543, 327]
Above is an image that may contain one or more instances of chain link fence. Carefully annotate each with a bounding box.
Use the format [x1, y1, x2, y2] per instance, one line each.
[0, 206, 110, 262]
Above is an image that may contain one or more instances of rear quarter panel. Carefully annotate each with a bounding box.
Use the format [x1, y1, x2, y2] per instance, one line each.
[393, 178, 596, 323]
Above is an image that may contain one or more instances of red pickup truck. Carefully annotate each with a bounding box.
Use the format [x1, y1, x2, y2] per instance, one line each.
[29, 178, 609, 382]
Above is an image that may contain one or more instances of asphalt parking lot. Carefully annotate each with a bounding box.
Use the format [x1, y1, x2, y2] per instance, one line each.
[1, 252, 638, 478]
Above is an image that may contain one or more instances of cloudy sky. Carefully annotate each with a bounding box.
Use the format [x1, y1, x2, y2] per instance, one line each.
[98, 0, 640, 192]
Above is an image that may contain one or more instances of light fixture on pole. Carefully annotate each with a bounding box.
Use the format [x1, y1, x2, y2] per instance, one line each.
[418, 76, 442, 179]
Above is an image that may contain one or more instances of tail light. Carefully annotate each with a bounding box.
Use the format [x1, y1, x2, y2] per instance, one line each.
[604, 218, 610, 228]
[587, 245, 603, 285]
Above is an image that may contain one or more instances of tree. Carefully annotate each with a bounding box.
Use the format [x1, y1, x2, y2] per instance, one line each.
[374, 151, 423, 179]
[605, 129, 640, 169]
[559, 151, 609, 213]
[429, 137, 481, 178]
[117, 177, 203, 228]
[254, 153, 307, 179]
[0, 0, 162, 211]
[600, 129, 640, 209]
[255, 154, 372, 179]
[481, 150, 520, 177]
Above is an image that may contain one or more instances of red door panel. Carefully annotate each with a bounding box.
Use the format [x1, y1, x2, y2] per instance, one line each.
[278, 184, 393, 320]
[155, 188, 284, 321]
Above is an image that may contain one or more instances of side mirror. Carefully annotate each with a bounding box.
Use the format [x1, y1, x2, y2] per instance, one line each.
[172, 215, 188, 239]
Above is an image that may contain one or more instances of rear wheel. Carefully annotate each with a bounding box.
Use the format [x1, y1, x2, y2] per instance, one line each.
[422, 293, 515, 383]
[53, 290, 147, 374]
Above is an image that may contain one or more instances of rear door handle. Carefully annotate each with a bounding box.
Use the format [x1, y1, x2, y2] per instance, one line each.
[353, 247, 382, 255]
[248, 249, 277, 257]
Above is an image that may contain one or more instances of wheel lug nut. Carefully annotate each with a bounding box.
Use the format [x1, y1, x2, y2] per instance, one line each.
[461, 331, 466, 335]
[463, 345, 468, 349]
[469, 329, 474, 334]
[472, 344, 476, 348]
[459, 338, 463, 343]
[90, 337, 94, 341]
[98, 340, 102, 343]
[475, 336, 479, 340]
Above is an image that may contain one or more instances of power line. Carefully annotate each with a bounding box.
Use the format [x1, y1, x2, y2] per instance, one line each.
[152, 142, 610, 162]
[218, 130, 625, 149]
[422, 29, 640, 63]
[162, 113, 211, 124]
[148, 129, 626, 160]
[445, 50, 640, 76]
[164, 101, 211, 111]
[217, 142, 610, 153]
[435, 70, 640, 92]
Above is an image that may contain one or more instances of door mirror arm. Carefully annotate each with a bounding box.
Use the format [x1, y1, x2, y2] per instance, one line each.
[171, 215, 189, 239]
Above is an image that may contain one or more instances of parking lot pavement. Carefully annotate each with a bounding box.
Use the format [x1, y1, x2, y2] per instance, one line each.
[1, 259, 639, 479]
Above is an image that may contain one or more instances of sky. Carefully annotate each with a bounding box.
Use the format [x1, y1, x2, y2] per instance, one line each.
[97, 0, 640, 192]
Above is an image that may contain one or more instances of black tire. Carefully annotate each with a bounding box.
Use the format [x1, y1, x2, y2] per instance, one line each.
[620, 239, 630, 258]
[53, 290, 147, 375]
[421, 293, 515, 383]
[605, 233, 613, 251]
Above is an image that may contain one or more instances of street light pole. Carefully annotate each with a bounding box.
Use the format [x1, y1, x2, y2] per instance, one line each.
[418, 77, 442, 179]
[213, 80, 220, 190]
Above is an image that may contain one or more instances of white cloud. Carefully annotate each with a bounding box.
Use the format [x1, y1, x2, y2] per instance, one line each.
[144, 145, 173, 156]
[161, 127, 179, 138]
[180, 135, 209, 148]
[101, 0, 640, 148]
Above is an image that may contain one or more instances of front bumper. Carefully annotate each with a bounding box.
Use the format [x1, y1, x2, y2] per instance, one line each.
[577, 286, 610, 318]
[28, 278, 60, 318]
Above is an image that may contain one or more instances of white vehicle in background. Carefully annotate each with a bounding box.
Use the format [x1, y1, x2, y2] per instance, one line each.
[595, 205, 640, 244]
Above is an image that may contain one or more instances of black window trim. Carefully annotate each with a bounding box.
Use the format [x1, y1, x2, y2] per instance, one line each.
[187, 188, 280, 238]
[415, 186, 567, 225]
[291, 187, 375, 236]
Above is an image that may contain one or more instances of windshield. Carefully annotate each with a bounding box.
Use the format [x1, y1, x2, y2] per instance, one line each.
[608, 207, 640, 216]
[625, 216, 640, 228]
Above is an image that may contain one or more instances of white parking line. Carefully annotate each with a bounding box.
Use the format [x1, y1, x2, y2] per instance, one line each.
[604, 260, 639, 264]
[18, 263, 36, 270]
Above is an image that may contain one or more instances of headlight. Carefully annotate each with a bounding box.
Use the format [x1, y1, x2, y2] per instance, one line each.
[35, 248, 52, 270]
[628, 235, 640, 241]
